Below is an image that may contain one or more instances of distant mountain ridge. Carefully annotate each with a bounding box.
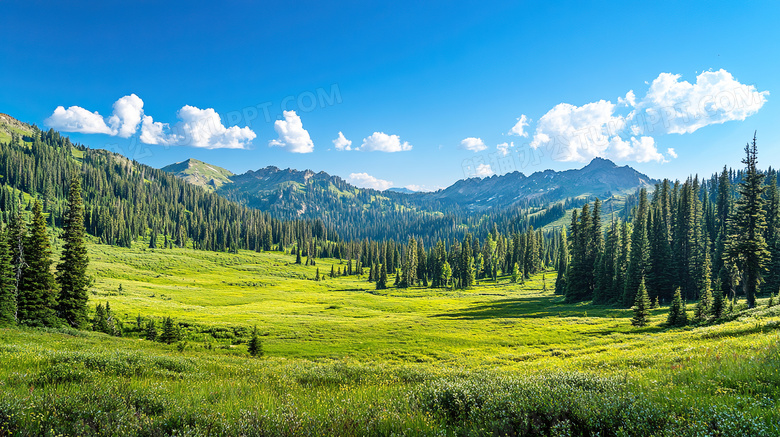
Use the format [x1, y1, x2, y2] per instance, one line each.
[161, 156, 657, 218]
[432, 157, 656, 210]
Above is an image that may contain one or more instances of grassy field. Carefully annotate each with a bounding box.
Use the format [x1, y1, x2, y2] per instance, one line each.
[1, 243, 779, 435]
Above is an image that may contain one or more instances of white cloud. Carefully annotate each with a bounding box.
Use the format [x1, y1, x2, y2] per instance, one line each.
[45, 106, 114, 135]
[333, 131, 352, 151]
[403, 184, 442, 193]
[359, 132, 412, 152]
[508, 114, 530, 137]
[496, 141, 514, 156]
[641, 69, 768, 134]
[526, 69, 765, 164]
[45, 93, 144, 137]
[347, 172, 393, 190]
[530, 100, 634, 162]
[617, 91, 636, 107]
[139, 116, 169, 145]
[607, 136, 665, 163]
[107, 94, 144, 138]
[475, 163, 494, 178]
[46, 94, 256, 149]
[459, 137, 487, 152]
[141, 105, 256, 149]
[268, 110, 314, 153]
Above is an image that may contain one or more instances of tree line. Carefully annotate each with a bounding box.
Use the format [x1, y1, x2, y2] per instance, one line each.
[558, 135, 778, 315]
[0, 177, 90, 327]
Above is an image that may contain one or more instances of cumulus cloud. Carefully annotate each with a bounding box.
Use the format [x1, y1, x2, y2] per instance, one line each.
[508, 114, 530, 137]
[347, 172, 394, 190]
[46, 94, 256, 148]
[45, 93, 144, 137]
[107, 94, 144, 138]
[642, 69, 768, 134]
[333, 131, 352, 151]
[359, 132, 412, 152]
[459, 137, 487, 152]
[268, 110, 314, 153]
[475, 163, 494, 178]
[530, 100, 633, 162]
[141, 105, 256, 149]
[496, 141, 514, 156]
[527, 69, 767, 164]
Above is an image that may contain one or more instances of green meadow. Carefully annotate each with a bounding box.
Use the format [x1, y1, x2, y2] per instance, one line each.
[1, 243, 779, 435]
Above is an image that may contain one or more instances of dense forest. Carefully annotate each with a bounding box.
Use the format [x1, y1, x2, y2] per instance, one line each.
[558, 135, 779, 314]
[1, 122, 778, 330]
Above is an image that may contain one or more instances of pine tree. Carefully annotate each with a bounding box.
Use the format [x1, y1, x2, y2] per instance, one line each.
[17, 201, 58, 327]
[145, 319, 158, 341]
[647, 203, 674, 303]
[56, 176, 90, 328]
[160, 316, 180, 344]
[726, 135, 769, 308]
[511, 262, 520, 284]
[247, 325, 263, 357]
[315, 267, 320, 281]
[376, 262, 388, 290]
[7, 208, 25, 325]
[694, 246, 713, 322]
[92, 303, 108, 332]
[763, 174, 780, 296]
[460, 234, 475, 288]
[714, 166, 732, 292]
[554, 228, 568, 295]
[711, 283, 725, 319]
[0, 230, 16, 325]
[667, 288, 688, 327]
[624, 189, 650, 307]
[631, 278, 651, 327]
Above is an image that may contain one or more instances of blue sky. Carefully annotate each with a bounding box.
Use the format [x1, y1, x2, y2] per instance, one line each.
[1, 1, 778, 191]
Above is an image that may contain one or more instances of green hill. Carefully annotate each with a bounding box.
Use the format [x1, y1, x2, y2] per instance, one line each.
[160, 158, 234, 191]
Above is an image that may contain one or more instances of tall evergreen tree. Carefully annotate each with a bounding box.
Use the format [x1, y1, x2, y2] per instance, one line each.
[763, 174, 780, 296]
[727, 135, 769, 308]
[667, 288, 688, 327]
[56, 177, 90, 328]
[247, 325, 263, 357]
[0, 230, 16, 325]
[17, 201, 58, 327]
[647, 203, 674, 303]
[460, 234, 475, 288]
[624, 189, 650, 307]
[554, 228, 568, 295]
[713, 166, 732, 292]
[631, 278, 651, 327]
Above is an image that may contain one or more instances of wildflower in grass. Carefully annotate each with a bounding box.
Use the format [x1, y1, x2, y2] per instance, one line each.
[631, 278, 651, 327]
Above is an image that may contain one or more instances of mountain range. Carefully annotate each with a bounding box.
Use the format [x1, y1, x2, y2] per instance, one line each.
[162, 156, 657, 217]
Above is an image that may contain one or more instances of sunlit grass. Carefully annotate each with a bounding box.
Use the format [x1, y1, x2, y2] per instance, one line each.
[1, 242, 778, 435]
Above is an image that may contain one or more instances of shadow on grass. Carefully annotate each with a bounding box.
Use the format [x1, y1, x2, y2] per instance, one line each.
[431, 294, 634, 320]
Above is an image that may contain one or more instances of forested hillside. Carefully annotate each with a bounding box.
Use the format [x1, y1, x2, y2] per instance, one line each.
[558, 136, 780, 313]
[0, 118, 332, 252]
